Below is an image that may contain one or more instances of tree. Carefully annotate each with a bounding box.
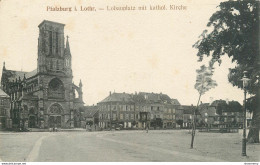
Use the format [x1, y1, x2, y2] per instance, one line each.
[191, 64, 217, 148]
[228, 100, 243, 112]
[193, 0, 260, 143]
[211, 100, 228, 115]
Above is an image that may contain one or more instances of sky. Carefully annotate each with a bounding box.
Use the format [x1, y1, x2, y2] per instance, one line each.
[0, 0, 244, 106]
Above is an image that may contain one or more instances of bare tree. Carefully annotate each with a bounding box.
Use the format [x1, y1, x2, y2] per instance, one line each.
[191, 63, 217, 149]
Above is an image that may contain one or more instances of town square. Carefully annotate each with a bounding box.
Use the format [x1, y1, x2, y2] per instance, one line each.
[0, 130, 259, 162]
[0, 0, 259, 163]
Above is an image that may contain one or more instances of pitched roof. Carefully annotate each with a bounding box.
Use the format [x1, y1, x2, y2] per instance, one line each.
[182, 105, 194, 114]
[99, 92, 180, 105]
[0, 88, 9, 98]
[182, 105, 201, 115]
[83, 106, 98, 118]
[171, 99, 180, 105]
[135, 92, 172, 104]
[99, 92, 134, 103]
[3, 69, 37, 82]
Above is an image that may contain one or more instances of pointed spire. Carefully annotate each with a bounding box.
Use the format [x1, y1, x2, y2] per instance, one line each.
[79, 79, 82, 88]
[3, 61, 6, 70]
[65, 35, 71, 55]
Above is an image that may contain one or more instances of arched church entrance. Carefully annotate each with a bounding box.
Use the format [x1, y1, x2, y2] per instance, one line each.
[48, 104, 63, 128]
[28, 107, 36, 128]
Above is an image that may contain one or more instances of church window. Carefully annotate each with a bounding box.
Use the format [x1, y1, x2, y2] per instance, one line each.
[55, 32, 59, 54]
[49, 104, 62, 114]
[50, 60, 53, 70]
[48, 78, 64, 99]
[57, 60, 59, 70]
[48, 31, 52, 55]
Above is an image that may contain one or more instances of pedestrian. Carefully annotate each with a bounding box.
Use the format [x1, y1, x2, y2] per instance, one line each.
[146, 125, 149, 133]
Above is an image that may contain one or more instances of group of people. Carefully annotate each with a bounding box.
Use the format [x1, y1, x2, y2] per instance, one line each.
[49, 125, 58, 132]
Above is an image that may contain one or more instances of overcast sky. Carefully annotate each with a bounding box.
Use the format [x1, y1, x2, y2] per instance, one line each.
[0, 0, 244, 106]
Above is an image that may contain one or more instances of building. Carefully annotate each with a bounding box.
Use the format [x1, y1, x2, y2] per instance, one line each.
[0, 88, 11, 129]
[175, 106, 184, 128]
[198, 103, 219, 127]
[211, 100, 243, 128]
[0, 20, 84, 129]
[83, 105, 99, 131]
[97, 92, 180, 130]
[98, 92, 135, 129]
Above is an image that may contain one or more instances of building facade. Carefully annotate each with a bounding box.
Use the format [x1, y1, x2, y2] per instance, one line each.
[0, 20, 84, 129]
[0, 88, 11, 129]
[97, 92, 180, 130]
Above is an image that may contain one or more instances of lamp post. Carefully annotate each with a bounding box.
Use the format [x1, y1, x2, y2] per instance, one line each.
[241, 71, 250, 156]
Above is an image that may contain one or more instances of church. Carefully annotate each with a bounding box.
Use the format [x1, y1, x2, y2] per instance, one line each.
[0, 20, 84, 129]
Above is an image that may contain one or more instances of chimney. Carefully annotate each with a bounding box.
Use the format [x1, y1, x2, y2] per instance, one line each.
[109, 91, 111, 96]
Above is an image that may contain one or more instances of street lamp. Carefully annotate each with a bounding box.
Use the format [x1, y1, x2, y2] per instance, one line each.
[241, 71, 250, 156]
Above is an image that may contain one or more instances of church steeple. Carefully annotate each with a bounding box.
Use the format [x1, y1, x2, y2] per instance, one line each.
[65, 35, 71, 56]
[3, 62, 6, 71]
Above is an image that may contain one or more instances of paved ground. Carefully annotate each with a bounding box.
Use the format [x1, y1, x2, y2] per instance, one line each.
[0, 129, 259, 162]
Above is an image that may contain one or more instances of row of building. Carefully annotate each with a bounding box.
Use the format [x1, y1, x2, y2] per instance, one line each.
[81, 92, 245, 130]
[0, 86, 246, 130]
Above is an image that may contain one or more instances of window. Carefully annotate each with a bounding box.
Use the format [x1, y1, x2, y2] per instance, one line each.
[113, 114, 116, 120]
[120, 114, 123, 120]
[125, 114, 129, 119]
[48, 78, 64, 99]
[55, 32, 59, 54]
[48, 31, 52, 55]
[50, 60, 53, 70]
[112, 105, 116, 110]
[56, 60, 59, 70]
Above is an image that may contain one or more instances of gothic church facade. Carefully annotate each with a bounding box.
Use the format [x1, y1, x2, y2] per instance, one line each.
[1, 20, 84, 129]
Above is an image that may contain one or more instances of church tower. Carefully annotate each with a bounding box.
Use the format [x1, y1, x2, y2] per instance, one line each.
[36, 20, 83, 128]
[37, 20, 72, 76]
